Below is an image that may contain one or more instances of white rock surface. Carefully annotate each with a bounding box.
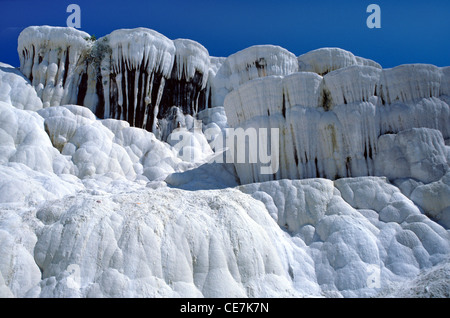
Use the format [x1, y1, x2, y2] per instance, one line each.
[0, 63, 43, 110]
[211, 45, 299, 106]
[409, 172, 450, 228]
[375, 128, 449, 183]
[1, 171, 448, 298]
[323, 65, 381, 107]
[0, 207, 42, 297]
[224, 72, 323, 127]
[377, 257, 450, 298]
[37, 104, 203, 182]
[18, 26, 92, 108]
[297, 48, 381, 75]
[0, 101, 74, 174]
[240, 177, 450, 297]
[224, 64, 450, 184]
[31, 187, 313, 298]
[379, 64, 443, 105]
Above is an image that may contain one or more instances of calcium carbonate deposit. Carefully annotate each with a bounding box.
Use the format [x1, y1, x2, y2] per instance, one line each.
[0, 26, 448, 298]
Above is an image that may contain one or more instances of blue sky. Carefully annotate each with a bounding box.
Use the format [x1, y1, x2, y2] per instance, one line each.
[1, 0, 449, 68]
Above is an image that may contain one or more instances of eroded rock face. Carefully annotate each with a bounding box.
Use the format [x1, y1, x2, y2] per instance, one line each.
[18, 26, 92, 108]
[30, 187, 312, 298]
[0, 63, 43, 111]
[374, 128, 449, 184]
[6, 177, 444, 298]
[240, 177, 450, 297]
[297, 47, 382, 76]
[18, 27, 212, 138]
[210, 45, 300, 107]
[19, 27, 449, 183]
[224, 64, 450, 184]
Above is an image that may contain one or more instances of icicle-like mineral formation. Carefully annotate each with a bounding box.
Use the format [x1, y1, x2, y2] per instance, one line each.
[98, 28, 176, 133]
[17, 27, 450, 185]
[18, 26, 92, 108]
[161, 39, 211, 116]
[18, 26, 213, 138]
[210, 45, 299, 106]
[224, 62, 450, 184]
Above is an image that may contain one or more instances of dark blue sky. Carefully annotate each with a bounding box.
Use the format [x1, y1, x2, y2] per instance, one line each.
[1, 0, 449, 68]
